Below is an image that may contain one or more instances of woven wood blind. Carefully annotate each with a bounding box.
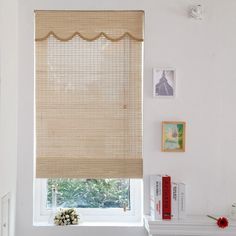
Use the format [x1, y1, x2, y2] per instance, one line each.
[35, 10, 144, 42]
[35, 11, 143, 178]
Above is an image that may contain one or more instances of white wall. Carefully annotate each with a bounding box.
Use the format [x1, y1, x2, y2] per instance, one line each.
[0, 0, 18, 235]
[15, 0, 236, 236]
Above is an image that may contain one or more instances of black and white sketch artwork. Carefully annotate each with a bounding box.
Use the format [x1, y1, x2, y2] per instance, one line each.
[153, 69, 176, 97]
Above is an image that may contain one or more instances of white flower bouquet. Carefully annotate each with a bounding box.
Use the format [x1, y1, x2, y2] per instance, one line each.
[54, 208, 79, 226]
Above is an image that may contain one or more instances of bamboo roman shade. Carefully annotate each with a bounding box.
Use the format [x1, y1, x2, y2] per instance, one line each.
[35, 10, 143, 179]
[35, 11, 144, 42]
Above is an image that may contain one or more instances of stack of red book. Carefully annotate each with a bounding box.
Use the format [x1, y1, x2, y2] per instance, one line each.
[150, 175, 186, 220]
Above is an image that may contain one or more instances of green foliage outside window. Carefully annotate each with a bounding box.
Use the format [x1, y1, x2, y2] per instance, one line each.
[47, 179, 130, 209]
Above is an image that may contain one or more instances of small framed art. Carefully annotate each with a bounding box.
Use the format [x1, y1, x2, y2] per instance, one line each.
[162, 121, 186, 152]
[153, 69, 176, 98]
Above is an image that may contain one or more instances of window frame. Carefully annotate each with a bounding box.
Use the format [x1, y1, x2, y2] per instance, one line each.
[34, 179, 142, 224]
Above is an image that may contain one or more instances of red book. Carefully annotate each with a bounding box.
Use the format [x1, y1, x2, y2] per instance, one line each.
[162, 176, 171, 220]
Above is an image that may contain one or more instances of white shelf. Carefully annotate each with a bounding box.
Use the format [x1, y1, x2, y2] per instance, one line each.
[144, 215, 236, 236]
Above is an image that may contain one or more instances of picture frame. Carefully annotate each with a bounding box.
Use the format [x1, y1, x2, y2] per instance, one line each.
[162, 121, 186, 152]
[153, 68, 176, 98]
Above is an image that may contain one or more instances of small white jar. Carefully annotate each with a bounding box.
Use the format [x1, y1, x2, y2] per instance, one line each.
[230, 203, 236, 220]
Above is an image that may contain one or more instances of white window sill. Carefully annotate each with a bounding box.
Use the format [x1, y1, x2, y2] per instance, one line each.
[34, 221, 143, 227]
[144, 215, 236, 236]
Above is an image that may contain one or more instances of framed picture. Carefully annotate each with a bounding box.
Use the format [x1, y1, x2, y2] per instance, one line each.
[153, 68, 176, 98]
[162, 121, 186, 152]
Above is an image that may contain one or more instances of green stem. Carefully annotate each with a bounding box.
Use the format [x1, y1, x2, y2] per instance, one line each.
[207, 215, 218, 221]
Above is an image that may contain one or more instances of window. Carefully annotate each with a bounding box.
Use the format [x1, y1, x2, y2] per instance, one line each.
[47, 179, 130, 209]
[34, 179, 142, 223]
[34, 11, 144, 224]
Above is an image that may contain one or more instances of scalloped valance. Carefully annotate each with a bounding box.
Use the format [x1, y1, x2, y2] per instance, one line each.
[35, 10, 144, 42]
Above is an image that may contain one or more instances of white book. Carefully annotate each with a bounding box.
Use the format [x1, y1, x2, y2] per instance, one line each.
[178, 183, 186, 219]
[150, 175, 162, 220]
[171, 182, 179, 219]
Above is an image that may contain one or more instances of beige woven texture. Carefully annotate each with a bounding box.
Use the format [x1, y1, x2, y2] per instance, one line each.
[35, 10, 144, 42]
[36, 11, 143, 178]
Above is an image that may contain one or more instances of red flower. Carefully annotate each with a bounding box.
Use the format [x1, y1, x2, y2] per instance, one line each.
[207, 215, 229, 229]
[217, 217, 229, 228]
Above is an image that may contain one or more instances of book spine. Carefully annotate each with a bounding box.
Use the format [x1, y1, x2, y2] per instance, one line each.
[155, 175, 162, 220]
[150, 175, 162, 220]
[171, 182, 179, 219]
[162, 176, 171, 220]
[149, 176, 156, 220]
[178, 183, 186, 219]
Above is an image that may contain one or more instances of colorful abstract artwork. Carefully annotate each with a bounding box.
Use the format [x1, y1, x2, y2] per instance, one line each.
[162, 121, 186, 152]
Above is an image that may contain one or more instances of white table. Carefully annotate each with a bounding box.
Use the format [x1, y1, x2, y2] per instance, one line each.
[144, 215, 236, 236]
